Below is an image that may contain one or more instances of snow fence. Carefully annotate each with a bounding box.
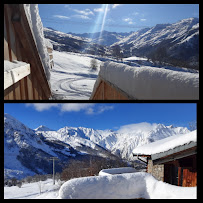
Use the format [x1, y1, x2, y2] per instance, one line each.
[92, 61, 199, 100]
[59, 172, 196, 199]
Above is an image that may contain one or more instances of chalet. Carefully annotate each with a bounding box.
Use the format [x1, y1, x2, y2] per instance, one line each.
[90, 61, 199, 100]
[4, 4, 52, 100]
[132, 130, 197, 187]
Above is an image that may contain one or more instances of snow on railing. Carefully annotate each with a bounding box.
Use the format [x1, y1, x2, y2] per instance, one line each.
[4, 60, 30, 90]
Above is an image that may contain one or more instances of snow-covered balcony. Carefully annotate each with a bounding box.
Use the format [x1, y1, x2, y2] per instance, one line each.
[90, 61, 199, 100]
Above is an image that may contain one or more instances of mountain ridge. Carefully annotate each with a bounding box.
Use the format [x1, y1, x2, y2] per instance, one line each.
[4, 113, 190, 179]
[44, 17, 199, 69]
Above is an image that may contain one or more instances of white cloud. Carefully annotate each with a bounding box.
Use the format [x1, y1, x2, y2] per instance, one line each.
[112, 4, 121, 9]
[117, 122, 158, 134]
[97, 105, 114, 114]
[73, 8, 94, 16]
[25, 104, 114, 115]
[123, 17, 134, 25]
[140, 18, 147, 22]
[60, 103, 95, 113]
[53, 15, 70, 20]
[72, 15, 91, 20]
[25, 104, 59, 112]
[94, 8, 104, 12]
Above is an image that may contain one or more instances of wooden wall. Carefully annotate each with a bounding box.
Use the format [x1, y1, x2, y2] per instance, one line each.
[91, 79, 130, 100]
[164, 154, 197, 187]
[4, 4, 51, 100]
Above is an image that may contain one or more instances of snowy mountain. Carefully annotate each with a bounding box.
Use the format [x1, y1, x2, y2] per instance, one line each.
[34, 125, 54, 131]
[44, 27, 110, 56]
[113, 18, 199, 69]
[68, 30, 133, 46]
[4, 113, 117, 179]
[4, 113, 190, 179]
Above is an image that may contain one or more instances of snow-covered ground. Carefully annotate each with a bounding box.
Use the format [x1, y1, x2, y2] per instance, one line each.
[4, 179, 61, 199]
[50, 51, 101, 100]
[50, 51, 198, 100]
[4, 173, 197, 199]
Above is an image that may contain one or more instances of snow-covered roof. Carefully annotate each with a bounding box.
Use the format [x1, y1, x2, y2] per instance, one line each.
[132, 130, 197, 156]
[99, 167, 137, 176]
[91, 61, 199, 100]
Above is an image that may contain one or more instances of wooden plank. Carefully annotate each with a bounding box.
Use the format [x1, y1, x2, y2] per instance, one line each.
[4, 14, 10, 60]
[20, 77, 26, 100]
[178, 167, 182, 186]
[13, 81, 21, 100]
[182, 168, 197, 187]
[4, 85, 14, 100]
[4, 5, 12, 61]
[7, 5, 17, 61]
[4, 71, 13, 90]
[26, 74, 34, 100]
[11, 64, 30, 84]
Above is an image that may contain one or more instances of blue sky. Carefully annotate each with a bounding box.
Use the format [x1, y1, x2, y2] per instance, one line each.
[38, 4, 199, 33]
[4, 103, 196, 131]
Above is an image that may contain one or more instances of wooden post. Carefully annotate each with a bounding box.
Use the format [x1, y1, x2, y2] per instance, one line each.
[49, 157, 59, 185]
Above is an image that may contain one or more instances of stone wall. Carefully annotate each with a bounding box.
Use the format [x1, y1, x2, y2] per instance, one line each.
[147, 159, 164, 181]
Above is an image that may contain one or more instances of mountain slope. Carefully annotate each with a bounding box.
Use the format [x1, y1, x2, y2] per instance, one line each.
[4, 113, 190, 179]
[68, 30, 133, 46]
[4, 114, 117, 179]
[113, 18, 199, 69]
[44, 27, 110, 56]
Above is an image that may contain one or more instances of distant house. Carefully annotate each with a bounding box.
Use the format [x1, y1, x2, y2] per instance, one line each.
[4, 4, 52, 100]
[132, 130, 197, 187]
[90, 61, 199, 100]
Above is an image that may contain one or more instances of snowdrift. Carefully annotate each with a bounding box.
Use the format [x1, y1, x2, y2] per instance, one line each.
[91, 61, 199, 100]
[59, 172, 196, 199]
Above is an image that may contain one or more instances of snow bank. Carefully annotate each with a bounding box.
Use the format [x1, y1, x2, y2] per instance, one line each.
[24, 4, 51, 81]
[59, 172, 196, 199]
[92, 61, 199, 100]
[99, 167, 137, 176]
[133, 130, 196, 156]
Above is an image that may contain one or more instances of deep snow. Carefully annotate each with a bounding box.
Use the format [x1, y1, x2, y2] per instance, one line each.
[91, 61, 199, 100]
[4, 173, 197, 199]
[58, 172, 197, 199]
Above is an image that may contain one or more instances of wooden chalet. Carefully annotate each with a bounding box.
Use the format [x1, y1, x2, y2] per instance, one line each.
[4, 4, 52, 100]
[133, 131, 197, 187]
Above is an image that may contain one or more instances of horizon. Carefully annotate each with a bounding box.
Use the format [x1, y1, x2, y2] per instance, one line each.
[4, 103, 196, 131]
[38, 4, 199, 34]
